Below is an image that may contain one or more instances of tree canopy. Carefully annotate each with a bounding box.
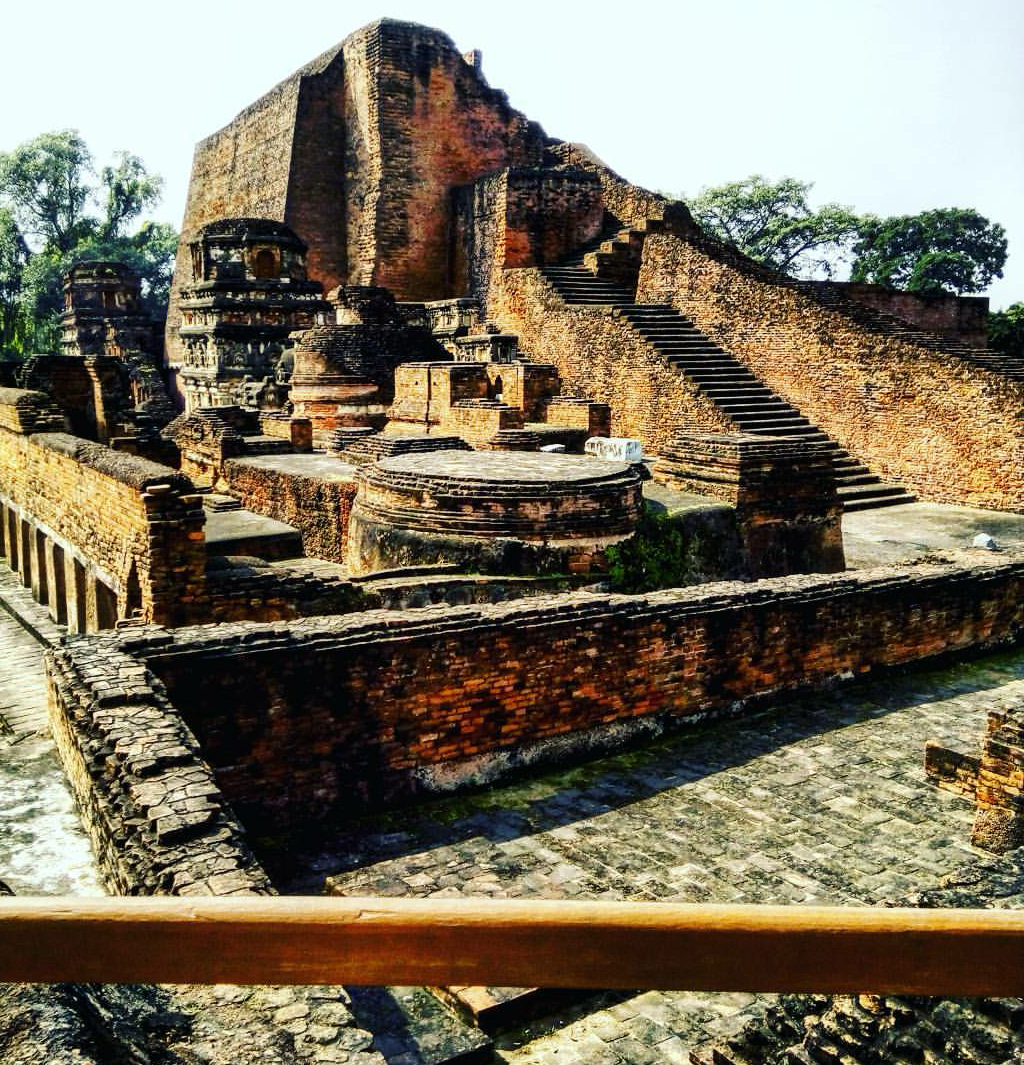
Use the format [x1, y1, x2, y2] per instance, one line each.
[849, 208, 1007, 295]
[687, 175, 861, 280]
[687, 177, 1009, 300]
[0, 130, 177, 357]
[989, 302, 1024, 360]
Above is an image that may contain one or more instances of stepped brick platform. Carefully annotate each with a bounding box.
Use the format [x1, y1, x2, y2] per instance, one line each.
[327, 429, 471, 463]
[656, 432, 845, 576]
[347, 451, 642, 576]
[539, 257, 915, 512]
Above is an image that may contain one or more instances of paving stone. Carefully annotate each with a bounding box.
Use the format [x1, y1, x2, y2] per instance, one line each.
[303, 648, 1024, 1061]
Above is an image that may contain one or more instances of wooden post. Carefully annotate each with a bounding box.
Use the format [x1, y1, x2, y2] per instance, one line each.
[1, 896, 1023, 994]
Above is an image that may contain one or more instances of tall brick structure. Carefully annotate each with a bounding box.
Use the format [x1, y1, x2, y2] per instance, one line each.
[167, 19, 548, 379]
[170, 16, 1023, 515]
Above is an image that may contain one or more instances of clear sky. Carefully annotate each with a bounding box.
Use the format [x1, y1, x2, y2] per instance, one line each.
[3, 0, 1022, 307]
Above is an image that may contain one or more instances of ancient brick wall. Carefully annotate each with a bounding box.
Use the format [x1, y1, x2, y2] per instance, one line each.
[125, 552, 1024, 829]
[0, 401, 206, 629]
[166, 44, 347, 375]
[45, 638, 272, 896]
[545, 142, 695, 232]
[349, 22, 548, 299]
[218, 458, 358, 564]
[496, 269, 734, 451]
[637, 231, 1024, 510]
[454, 168, 603, 311]
[825, 283, 990, 348]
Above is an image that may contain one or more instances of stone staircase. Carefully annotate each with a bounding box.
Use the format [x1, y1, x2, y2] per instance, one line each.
[539, 261, 916, 512]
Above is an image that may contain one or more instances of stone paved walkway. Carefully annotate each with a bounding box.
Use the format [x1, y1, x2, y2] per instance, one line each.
[314, 650, 1024, 1062]
[0, 589, 103, 896]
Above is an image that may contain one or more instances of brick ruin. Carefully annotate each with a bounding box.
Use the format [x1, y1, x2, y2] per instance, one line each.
[3, 15, 1024, 1065]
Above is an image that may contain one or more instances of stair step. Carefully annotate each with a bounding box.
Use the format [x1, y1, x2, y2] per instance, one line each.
[730, 416, 810, 428]
[736, 421, 817, 434]
[701, 388, 775, 398]
[842, 492, 917, 512]
[835, 473, 883, 486]
[838, 483, 908, 500]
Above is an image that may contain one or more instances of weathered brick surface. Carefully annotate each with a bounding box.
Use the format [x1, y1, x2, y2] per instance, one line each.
[496, 269, 733, 451]
[656, 432, 845, 577]
[0, 401, 206, 628]
[637, 231, 1024, 510]
[45, 638, 272, 896]
[218, 457, 358, 564]
[78, 551, 1024, 831]
[827, 281, 989, 348]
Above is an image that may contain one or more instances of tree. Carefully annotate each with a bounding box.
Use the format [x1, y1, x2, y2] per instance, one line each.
[989, 302, 1024, 360]
[0, 209, 30, 353]
[0, 130, 178, 355]
[687, 175, 861, 279]
[0, 130, 94, 253]
[850, 208, 1007, 295]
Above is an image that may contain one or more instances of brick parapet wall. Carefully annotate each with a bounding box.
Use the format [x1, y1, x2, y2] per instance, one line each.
[825, 282, 989, 348]
[103, 551, 1024, 828]
[637, 231, 1024, 510]
[972, 707, 1024, 852]
[0, 406, 206, 627]
[495, 269, 734, 452]
[45, 638, 273, 895]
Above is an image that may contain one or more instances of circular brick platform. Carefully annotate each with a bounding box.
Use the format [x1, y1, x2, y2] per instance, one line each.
[348, 451, 642, 576]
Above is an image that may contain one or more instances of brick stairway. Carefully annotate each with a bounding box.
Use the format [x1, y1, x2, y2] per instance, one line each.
[804, 282, 1024, 383]
[540, 260, 916, 512]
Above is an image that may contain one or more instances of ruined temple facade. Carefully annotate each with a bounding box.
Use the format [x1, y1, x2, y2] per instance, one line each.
[176, 219, 331, 410]
[169, 17, 1024, 514]
[60, 260, 159, 363]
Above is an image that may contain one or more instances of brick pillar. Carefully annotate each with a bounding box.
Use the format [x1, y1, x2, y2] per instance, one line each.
[655, 432, 846, 578]
[972, 708, 1024, 852]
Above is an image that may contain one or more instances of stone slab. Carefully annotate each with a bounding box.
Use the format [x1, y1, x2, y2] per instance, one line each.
[204, 508, 304, 561]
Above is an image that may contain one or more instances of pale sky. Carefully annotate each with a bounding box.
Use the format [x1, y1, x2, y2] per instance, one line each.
[4, 0, 1022, 307]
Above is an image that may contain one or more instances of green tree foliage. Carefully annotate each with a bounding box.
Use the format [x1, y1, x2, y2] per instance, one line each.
[0, 130, 178, 356]
[688, 175, 861, 279]
[0, 209, 30, 353]
[850, 208, 1007, 295]
[989, 302, 1024, 360]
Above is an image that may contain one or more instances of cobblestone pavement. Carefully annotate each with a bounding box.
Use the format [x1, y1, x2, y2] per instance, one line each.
[316, 649, 1024, 1062]
[0, 604, 103, 896]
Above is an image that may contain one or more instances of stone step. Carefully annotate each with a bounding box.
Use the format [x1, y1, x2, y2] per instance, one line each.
[842, 491, 917, 512]
[838, 482, 909, 500]
[730, 417, 811, 429]
[741, 424, 823, 437]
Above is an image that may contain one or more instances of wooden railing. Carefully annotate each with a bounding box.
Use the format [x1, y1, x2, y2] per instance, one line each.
[2, 897, 1024, 994]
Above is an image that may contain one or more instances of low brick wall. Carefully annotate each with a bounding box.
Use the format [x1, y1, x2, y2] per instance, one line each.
[218, 458, 357, 565]
[0, 392, 206, 630]
[637, 231, 1024, 511]
[45, 636, 272, 896]
[62, 551, 1024, 833]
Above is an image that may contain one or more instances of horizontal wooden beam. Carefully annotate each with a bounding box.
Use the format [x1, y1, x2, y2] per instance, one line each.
[2, 896, 1024, 993]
